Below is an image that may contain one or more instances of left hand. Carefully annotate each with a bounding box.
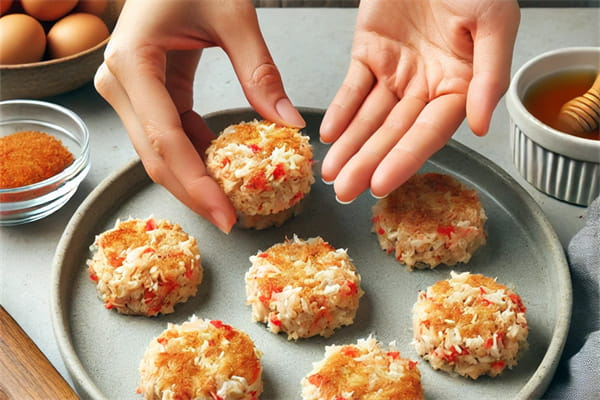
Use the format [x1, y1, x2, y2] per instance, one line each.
[320, 0, 520, 202]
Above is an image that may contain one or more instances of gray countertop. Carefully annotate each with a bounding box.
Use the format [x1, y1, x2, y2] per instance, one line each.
[1, 7, 598, 398]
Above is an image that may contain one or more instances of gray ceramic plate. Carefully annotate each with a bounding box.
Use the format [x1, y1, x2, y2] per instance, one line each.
[51, 108, 571, 400]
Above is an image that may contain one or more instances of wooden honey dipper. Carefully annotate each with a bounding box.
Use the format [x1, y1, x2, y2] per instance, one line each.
[557, 72, 600, 134]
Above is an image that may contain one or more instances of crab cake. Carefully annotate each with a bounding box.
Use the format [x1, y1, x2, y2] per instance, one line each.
[412, 271, 529, 379]
[371, 172, 487, 269]
[137, 316, 263, 400]
[205, 119, 314, 230]
[301, 336, 424, 400]
[245, 235, 363, 340]
[87, 217, 202, 316]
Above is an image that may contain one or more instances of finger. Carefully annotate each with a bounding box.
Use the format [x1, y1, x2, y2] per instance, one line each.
[321, 82, 397, 183]
[466, 1, 520, 136]
[94, 63, 237, 233]
[180, 110, 216, 157]
[332, 96, 426, 202]
[165, 49, 202, 113]
[221, 12, 305, 128]
[371, 93, 466, 196]
[320, 60, 375, 143]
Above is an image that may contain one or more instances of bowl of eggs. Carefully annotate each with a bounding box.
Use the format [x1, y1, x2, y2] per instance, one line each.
[506, 46, 600, 206]
[0, 0, 123, 100]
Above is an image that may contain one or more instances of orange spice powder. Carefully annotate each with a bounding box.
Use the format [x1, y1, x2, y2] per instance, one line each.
[0, 130, 74, 189]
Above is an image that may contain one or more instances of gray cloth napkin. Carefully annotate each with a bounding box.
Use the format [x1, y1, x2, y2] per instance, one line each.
[543, 196, 600, 399]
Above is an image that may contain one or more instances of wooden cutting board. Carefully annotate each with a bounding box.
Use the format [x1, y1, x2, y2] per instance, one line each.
[0, 305, 78, 399]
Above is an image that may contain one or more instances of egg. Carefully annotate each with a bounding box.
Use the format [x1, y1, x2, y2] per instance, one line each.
[0, 13, 46, 64]
[46, 12, 109, 59]
[20, 0, 78, 21]
[0, 0, 14, 16]
[74, 0, 107, 17]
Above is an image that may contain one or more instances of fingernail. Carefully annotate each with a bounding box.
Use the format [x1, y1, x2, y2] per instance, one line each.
[321, 177, 334, 185]
[370, 189, 388, 200]
[319, 136, 331, 145]
[335, 195, 354, 205]
[276, 98, 306, 128]
[210, 209, 234, 234]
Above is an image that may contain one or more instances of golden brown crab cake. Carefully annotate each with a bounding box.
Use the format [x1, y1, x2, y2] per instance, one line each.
[205, 119, 314, 230]
[371, 172, 487, 269]
[137, 316, 262, 400]
[245, 235, 363, 340]
[412, 271, 529, 379]
[301, 336, 424, 400]
[86, 217, 202, 316]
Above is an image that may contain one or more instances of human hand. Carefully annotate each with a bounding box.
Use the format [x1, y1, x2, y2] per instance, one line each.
[94, 0, 305, 233]
[320, 0, 520, 203]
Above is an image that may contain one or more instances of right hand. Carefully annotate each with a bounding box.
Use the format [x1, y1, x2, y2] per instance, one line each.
[94, 0, 305, 233]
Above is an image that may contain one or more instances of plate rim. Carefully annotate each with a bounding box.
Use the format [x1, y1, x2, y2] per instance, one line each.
[50, 107, 572, 400]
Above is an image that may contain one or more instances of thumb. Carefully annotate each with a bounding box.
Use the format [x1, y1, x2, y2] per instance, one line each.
[221, 16, 305, 128]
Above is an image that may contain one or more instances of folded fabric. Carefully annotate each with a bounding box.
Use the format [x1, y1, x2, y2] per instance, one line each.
[543, 196, 600, 399]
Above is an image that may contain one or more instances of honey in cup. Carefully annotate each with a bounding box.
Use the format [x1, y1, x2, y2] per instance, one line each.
[522, 69, 599, 141]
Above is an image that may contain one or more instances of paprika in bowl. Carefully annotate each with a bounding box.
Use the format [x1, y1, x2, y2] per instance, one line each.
[0, 99, 90, 225]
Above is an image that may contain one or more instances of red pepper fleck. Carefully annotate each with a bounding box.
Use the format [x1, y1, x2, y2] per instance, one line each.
[208, 339, 216, 347]
[135, 388, 142, 394]
[341, 346, 359, 358]
[161, 280, 180, 293]
[484, 338, 494, 348]
[157, 337, 168, 345]
[88, 269, 98, 282]
[248, 144, 261, 153]
[210, 393, 224, 400]
[221, 157, 230, 167]
[185, 267, 193, 280]
[246, 171, 269, 191]
[108, 254, 124, 268]
[371, 215, 380, 223]
[421, 319, 431, 328]
[289, 191, 303, 206]
[437, 225, 455, 239]
[272, 163, 286, 180]
[387, 351, 400, 360]
[481, 298, 492, 306]
[509, 293, 527, 313]
[145, 219, 157, 231]
[210, 320, 236, 339]
[479, 286, 487, 294]
[377, 227, 385, 235]
[258, 252, 269, 258]
[345, 280, 358, 296]
[270, 317, 282, 327]
[142, 247, 155, 255]
[408, 360, 418, 369]
[210, 320, 224, 328]
[442, 345, 468, 363]
[491, 361, 505, 369]
[104, 302, 114, 310]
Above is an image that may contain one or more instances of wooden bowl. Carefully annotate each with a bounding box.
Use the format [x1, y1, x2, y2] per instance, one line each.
[0, 1, 123, 100]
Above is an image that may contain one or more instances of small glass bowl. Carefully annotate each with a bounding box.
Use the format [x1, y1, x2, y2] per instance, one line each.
[0, 99, 91, 226]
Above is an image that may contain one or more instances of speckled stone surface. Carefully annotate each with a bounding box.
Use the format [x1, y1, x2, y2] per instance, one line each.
[1, 7, 598, 399]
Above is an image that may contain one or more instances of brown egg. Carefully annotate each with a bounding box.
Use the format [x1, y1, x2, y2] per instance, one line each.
[21, 0, 78, 21]
[74, 0, 107, 17]
[0, 13, 46, 64]
[0, 0, 13, 15]
[46, 12, 109, 59]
